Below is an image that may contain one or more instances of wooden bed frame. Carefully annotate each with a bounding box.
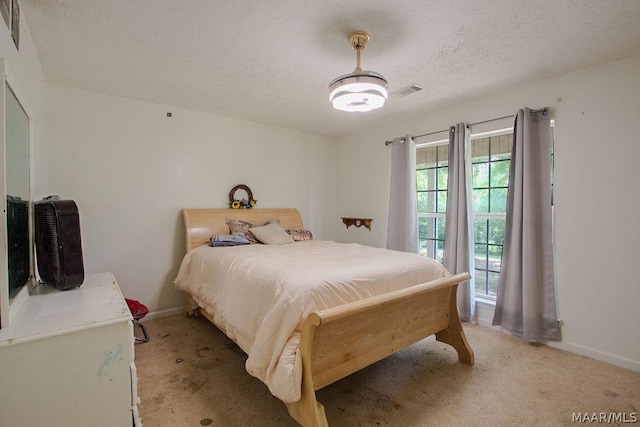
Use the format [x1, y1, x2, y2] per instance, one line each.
[181, 208, 474, 427]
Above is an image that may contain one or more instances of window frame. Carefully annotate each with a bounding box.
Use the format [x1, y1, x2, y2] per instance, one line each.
[470, 128, 513, 301]
[416, 139, 448, 263]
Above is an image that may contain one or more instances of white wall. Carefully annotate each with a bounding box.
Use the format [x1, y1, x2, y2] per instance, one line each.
[41, 85, 337, 314]
[0, 8, 48, 135]
[335, 54, 640, 371]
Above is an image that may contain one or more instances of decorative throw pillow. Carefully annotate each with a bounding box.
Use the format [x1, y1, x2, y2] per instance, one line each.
[226, 218, 279, 243]
[249, 222, 295, 245]
[286, 229, 314, 241]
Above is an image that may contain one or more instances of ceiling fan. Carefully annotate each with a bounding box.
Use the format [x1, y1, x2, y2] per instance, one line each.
[329, 31, 422, 112]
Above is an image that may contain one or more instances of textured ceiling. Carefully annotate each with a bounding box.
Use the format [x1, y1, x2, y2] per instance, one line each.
[21, 0, 640, 137]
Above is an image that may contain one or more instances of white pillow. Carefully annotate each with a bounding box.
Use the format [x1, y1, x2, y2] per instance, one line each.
[249, 222, 295, 245]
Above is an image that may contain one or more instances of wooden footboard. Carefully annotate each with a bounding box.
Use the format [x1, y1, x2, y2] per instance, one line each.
[285, 272, 473, 427]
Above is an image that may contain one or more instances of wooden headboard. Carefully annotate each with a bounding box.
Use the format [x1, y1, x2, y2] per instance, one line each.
[182, 208, 304, 253]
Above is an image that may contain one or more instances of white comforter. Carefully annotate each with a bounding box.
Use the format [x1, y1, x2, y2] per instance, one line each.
[174, 240, 449, 403]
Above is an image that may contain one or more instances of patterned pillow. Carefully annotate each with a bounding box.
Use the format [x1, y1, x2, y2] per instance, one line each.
[225, 218, 279, 243]
[286, 229, 314, 241]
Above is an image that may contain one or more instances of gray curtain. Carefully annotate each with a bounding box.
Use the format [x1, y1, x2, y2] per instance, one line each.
[492, 108, 559, 340]
[443, 123, 475, 321]
[386, 134, 418, 253]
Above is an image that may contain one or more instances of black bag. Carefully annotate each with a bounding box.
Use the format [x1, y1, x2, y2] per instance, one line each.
[35, 199, 85, 290]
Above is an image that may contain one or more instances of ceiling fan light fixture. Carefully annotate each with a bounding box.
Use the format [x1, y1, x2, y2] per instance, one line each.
[329, 71, 388, 112]
[329, 32, 388, 112]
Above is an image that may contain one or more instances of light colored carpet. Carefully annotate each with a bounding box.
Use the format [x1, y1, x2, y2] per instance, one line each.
[135, 315, 639, 426]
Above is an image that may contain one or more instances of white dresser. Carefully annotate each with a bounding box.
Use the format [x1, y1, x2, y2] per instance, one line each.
[0, 272, 141, 427]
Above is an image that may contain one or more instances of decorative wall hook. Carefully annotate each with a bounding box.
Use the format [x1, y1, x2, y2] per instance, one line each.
[341, 217, 373, 231]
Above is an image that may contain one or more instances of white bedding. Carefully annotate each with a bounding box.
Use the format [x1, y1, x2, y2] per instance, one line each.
[174, 240, 449, 403]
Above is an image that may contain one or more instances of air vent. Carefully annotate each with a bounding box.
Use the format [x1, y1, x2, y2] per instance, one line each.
[389, 84, 423, 100]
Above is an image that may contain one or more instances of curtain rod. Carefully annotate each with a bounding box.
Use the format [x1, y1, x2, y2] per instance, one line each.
[384, 107, 549, 145]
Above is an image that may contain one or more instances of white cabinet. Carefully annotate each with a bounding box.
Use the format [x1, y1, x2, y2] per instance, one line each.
[0, 272, 141, 427]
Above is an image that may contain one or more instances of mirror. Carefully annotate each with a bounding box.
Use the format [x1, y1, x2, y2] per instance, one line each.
[0, 59, 33, 328]
[5, 82, 30, 300]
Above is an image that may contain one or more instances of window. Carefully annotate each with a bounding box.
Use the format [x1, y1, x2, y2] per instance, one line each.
[471, 132, 512, 299]
[415, 130, 513, 301]
[415, 125, 554, 301]
[416, 143, 448, 263]
[416, 129, 513, 299]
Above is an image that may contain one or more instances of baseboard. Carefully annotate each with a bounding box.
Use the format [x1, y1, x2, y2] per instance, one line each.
[143, 306, 183, 321]
[474, 298, 497, 328]
[546, 341, 640, 373]
[474, 301, 640, 373]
